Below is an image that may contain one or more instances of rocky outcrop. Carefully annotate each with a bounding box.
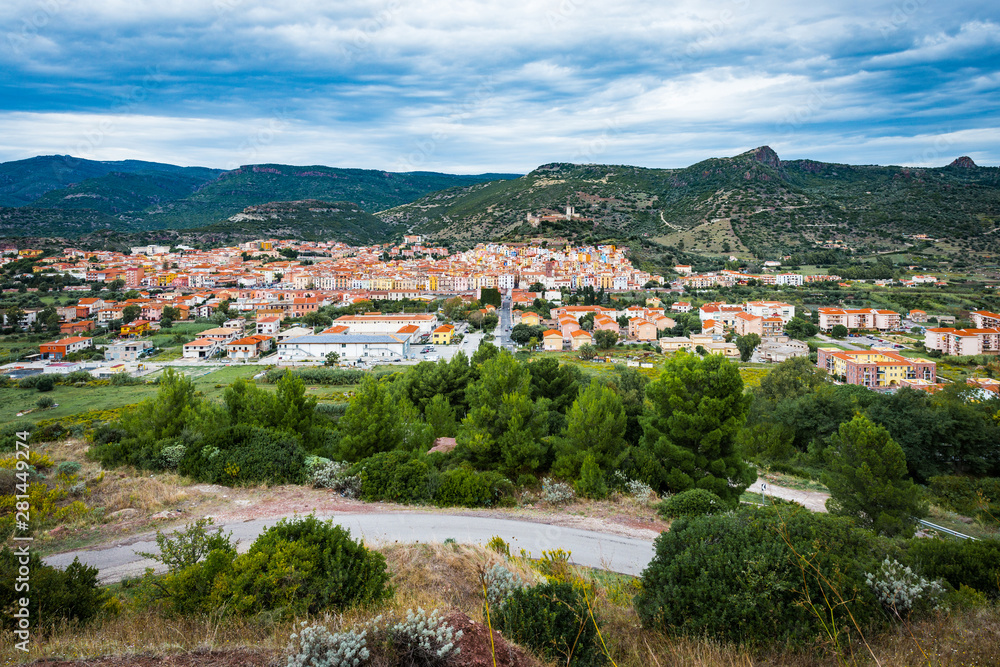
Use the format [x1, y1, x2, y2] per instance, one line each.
[949, 156, 977, 168]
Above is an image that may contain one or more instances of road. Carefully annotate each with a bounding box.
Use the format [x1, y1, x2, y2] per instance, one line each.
[44, 512, 658, 583]
[815, 333, 864, 350]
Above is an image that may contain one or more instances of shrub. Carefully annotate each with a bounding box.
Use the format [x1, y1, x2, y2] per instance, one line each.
[389, 607, 463, 666]
[483, 563, 525, 608]
[137, 518, 235, 573]
[635, 506, 890, 646]
[928, 475, 1000, 520]
[178, 424, 307, 486]
[486, 536, 510, 557]
[264, 367, 367, 386]
[213, 515, 392, 617]
[160, 444, 186, 469]
[55, 461, 81, 477]
[0, 549, 109, 629]
[287, 622, 371, 667]
[434, 467, 513, 507]
[311, 459, 361, 498]
[574, 454, 607, 499]
[36, 375, 55, 392]
[493, 581, 602, 667]
[906, 538, 1000, 598]
[351, 451, 435, 504]
[655, 488, 728, 519]
[541, 477, 575, 505]
[36, 395, 55, 409]
[0, 422, 31, 452]
[866, 557, 944, 618]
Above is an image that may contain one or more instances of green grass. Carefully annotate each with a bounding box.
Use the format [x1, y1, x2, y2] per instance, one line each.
[0, 384, 160, 425]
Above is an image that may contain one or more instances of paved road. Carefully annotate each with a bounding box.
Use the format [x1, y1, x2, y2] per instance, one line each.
[815, 333, 864, 351]
[44, 512, 658, 583]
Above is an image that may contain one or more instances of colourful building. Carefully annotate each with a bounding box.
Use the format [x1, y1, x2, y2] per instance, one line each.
[816, 348, 936, 388]
[431, 324, 455, 345]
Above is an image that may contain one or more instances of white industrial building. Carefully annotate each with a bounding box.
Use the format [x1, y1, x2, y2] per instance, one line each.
[332, 313, 438, 336]
[276, 334, 410, 362]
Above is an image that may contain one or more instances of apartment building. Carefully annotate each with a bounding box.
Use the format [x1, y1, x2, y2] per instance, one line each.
[924, 327, 1000, 356]
[816, 348, 936, 387]
[817, 308, 901, 332]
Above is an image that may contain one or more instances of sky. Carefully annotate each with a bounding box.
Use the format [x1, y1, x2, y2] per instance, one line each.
[1, 0, 999, 173]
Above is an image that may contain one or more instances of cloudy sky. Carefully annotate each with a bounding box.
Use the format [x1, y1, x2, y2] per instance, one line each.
[1, 0, 998, 172]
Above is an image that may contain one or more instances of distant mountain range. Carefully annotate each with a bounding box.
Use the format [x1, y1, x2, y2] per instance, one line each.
[381, 147, 1000, 257]
[2, 150, 999, 260]
[0, 155, 518, 239]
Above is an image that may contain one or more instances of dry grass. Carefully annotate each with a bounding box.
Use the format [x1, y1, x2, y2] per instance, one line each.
[91, 475, 190, 512]
[3, 542, 999, 667]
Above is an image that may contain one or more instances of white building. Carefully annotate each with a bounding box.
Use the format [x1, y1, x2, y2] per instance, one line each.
[276, 334, 410, 362]
[332, 313, 438, 337]
[105, 340, 153, 362]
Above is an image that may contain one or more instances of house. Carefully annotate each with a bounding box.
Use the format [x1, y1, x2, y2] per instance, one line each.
[570, 330, 593, 350]
[39, 336, 93, 360]
[120, 319, 153, 337]
[671, 301, 692, 313]
[628, 318, 657, 341]
[227, 335, 274, 360]
[60, 320, 95, 335]
[256, 315, 281, 335]
[909, 310, 927, 323]
[105, 340, 153, 362]
[521, 311, 541, 327]
[183, 338, 220, 359]
[542, 329, 564, 351]
[431, 324, 455, 345]
[659, 337, 694, 354]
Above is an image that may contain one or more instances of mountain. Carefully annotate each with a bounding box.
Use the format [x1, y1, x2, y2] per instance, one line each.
[0, 157, 520, 240]
[0, 155, 221, 207]
[381, 147, 1000, 258]
[137, 164, 520, 228]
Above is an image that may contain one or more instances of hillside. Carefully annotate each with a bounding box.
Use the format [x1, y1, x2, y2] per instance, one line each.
[381, 147, 1000, 258]
[0, 155, 221, 207]
[0, 157, 519, 239]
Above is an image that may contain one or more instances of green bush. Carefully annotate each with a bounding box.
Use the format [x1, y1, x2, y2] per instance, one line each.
[36, 375, 55, 392]
[493, 581, 603, 667]
[178, 424, 307, 486]
[635, 506, 890, 646]
[906, 538, 1000, 598]
[264, 367, 367, 385]
[212, 515, 392, 617]
[656, 488, 728, 518]
[0, 548, 109, 628]
[928, 475, 1000, 520]
[0, 422, 31, 452]
[351, 450, 436, 503]
[434, 467, 514, 507]
[574, 454, 608, 499]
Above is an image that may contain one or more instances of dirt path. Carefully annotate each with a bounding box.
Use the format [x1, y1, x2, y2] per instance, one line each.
[746, 479, 830, 512]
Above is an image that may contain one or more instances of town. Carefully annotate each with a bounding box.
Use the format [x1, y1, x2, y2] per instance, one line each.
[3, 239, 999, 398]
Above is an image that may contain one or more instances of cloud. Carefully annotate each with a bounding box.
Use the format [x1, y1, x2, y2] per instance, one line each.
[0, 0, 997, 170]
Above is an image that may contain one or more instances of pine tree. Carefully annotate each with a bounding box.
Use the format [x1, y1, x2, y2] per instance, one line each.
[822, 415, 927, 537]
[640, 352, 755, 504]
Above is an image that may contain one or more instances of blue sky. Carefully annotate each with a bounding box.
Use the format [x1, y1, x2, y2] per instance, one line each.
[1, 0, 998, 172]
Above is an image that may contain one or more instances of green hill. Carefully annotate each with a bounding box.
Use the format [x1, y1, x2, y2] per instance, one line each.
[382, 147, 1000, 258]
[30, 171, 217, 216]
[0, 156, 519, 238]
[0, 155, 221, 207]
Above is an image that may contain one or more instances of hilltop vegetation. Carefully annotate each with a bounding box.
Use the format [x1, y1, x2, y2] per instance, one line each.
[382, 147, 1000, 258]
[0, 156, 517, 240]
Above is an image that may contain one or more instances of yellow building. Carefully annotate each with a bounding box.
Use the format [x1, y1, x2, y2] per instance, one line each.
[521, 311, 541, 327]
[816, 348, 936, 387]
[431, 324, 455, 345]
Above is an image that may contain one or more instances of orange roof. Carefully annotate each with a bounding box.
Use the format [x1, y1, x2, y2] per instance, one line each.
[433, 324, 454, 333]
[543, 329, 563, 337]
[571, 330, 592, 338]
[397, 324, 421, 334]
